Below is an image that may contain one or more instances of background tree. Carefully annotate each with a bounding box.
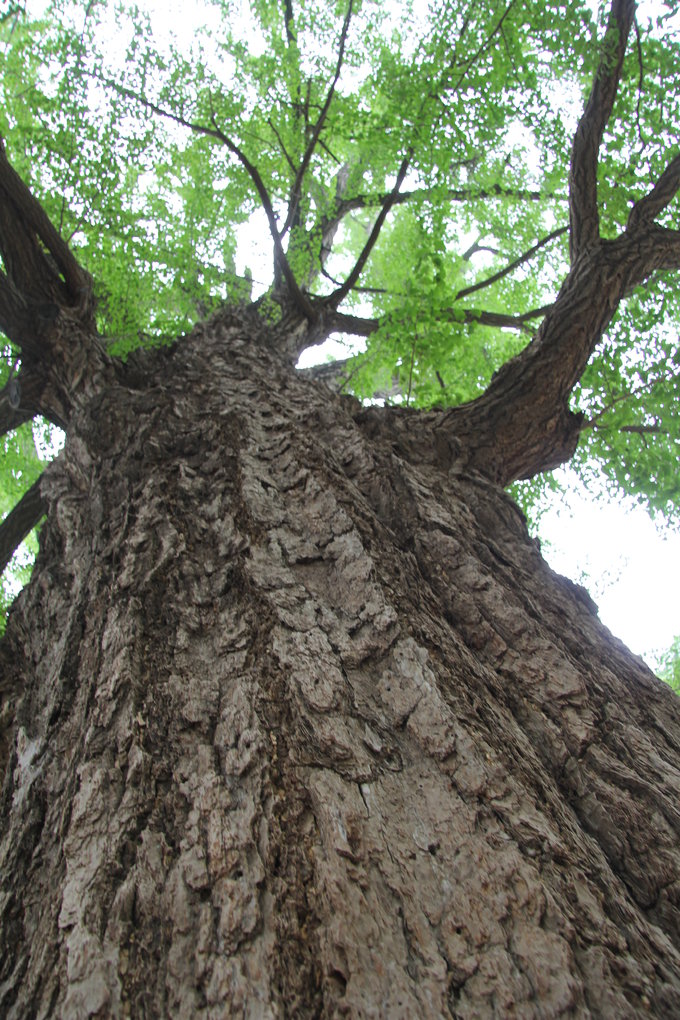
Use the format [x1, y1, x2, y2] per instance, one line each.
[1, 0, 680, 1015]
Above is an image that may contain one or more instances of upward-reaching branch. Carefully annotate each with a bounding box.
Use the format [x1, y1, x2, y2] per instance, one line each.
[454, 226, 568, 302]
[0, 138, 91, 305]
[432, 0, 680, 486]
[281, 0, 354, 237]
[0, 475, 45, 578]
[326, 153, 412, 308]
[627, 153, 680, 229]
[568, 0, 636, 261]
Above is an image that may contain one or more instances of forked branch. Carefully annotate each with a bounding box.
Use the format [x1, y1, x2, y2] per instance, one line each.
[95, 79, 314, 319]
[326, 153, 412, 307]
[281, 0, 354, 236]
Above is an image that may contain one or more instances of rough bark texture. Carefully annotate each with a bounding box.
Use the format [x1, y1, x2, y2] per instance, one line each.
[1, 310, 680, 1019]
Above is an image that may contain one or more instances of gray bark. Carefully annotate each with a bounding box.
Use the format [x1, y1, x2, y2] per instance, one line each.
[1, 309, 680, 1019]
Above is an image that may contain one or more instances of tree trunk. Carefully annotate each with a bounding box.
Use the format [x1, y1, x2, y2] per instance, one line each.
[2, 309, 680, 1019]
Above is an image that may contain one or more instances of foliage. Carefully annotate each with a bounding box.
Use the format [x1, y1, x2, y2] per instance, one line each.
[1, 0, 680, 611]
[657, 634, 680, 695]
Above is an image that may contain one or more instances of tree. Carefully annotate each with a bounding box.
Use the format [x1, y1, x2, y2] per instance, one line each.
[1, 0, 680, 1015]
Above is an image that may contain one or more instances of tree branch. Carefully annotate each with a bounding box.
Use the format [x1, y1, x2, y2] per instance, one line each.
[455, 226, 568, 301]
[281, 0, 354, 236]
[324, 310, 379, 337]
[282, 0, 295, 46]
[619, 424, 668, 435]
[436, 219, 680, 487]
[0, 137, 92, 308]
[326, 153, 412, 307]
[568, 0, 636, 261]
[319, 184, 557, 244]
[0, 475, 45, 578]
[93, 77, 314, 319]
[207, 110, 313, 317]
[627, 153, 680, 229]
[449, 1, 518, 93]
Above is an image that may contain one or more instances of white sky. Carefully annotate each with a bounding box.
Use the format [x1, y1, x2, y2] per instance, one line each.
[538, 472, 680, 666]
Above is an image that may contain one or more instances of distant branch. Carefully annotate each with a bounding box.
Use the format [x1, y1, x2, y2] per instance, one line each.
[319, 302, 550, 343]
[446, 1, 517, 93]
[96, 78, 314, 318]
[268, 118, 296, 174]
[282, 0, 295, 46]
[449, 305, 551, 333]
[321, 184, 557, 240]
[633, 16, 646, 148]
[455, 226, 568, 301]
[619, 423, 668, 435]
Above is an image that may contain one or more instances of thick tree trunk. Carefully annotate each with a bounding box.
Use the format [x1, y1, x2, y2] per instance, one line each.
[1, 310, 680, 1019]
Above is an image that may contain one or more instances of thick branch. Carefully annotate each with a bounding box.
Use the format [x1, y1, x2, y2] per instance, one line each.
[568, 0, 636, 261]
[0, 137, 92, 307]
[0, 475, 45, 578]
[627, 153, 680, 229]
[437, 218, 680, 486]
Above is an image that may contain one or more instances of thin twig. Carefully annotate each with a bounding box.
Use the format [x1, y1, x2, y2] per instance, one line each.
[633, 16, 646, 149]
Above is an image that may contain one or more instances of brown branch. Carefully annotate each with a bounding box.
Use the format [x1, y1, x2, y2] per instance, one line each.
[326, 153, 412, 307]
[619, 424, 668, 435]
[282, 0, 295, 46]
[461, 239, 500, 260]
[95, 77, 314, 319]
[435, 218, 680, 487]
[627, 154, 680, 229]
[267, 118, 296, 174]
[0, 475, 45, 578]
[324, 311, 379, 337]
[446, 305, 552, 333]
[455, 227, 568, 302]
[281, 0, 354, 237]
[320, 184, 557, 242]
[0, 138, 91, 305]
[568, 0, 636, 261]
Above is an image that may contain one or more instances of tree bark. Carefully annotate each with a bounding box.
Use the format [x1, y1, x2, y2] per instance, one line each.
[1, 308, 680, 1019]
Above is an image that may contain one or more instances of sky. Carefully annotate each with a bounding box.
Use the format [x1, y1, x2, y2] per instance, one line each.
[537, 474, 680, 666]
